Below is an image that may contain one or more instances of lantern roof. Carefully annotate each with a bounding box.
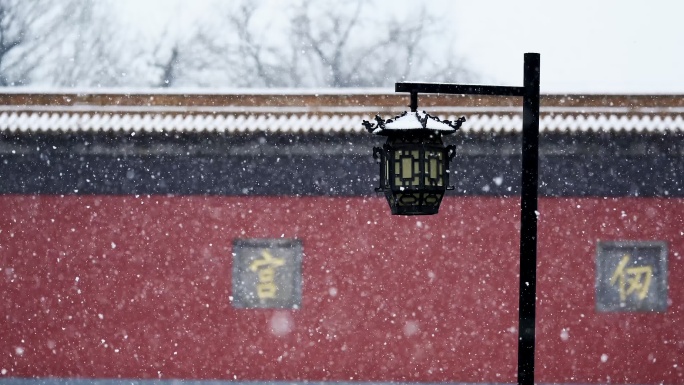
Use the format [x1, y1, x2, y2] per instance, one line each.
[363, 110, 465, 136]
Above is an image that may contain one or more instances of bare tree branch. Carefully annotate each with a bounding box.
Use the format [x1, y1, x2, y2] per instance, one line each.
[286, 0, 475, 87]
[0, 0, 57, 85]
[0, 0, 476, 89]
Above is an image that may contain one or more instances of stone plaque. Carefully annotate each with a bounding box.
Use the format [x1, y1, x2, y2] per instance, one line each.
[596, 241, 668, 312]
[232, 239, 302, 309]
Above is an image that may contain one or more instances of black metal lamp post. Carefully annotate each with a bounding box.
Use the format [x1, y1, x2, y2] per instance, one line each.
[364, 53, 540, 385]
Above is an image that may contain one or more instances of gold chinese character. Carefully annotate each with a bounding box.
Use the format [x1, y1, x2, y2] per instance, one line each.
[249, 250, 285, 299]
[609, 254, 653, 302]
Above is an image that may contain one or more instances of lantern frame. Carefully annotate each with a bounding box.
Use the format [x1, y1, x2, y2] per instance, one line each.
[363, 111, 465, 216]
[373, 133, 456, 215]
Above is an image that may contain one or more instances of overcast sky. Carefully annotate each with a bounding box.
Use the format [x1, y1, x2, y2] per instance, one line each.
[452, 1, 684, 94]
[117, 0, 683, 94]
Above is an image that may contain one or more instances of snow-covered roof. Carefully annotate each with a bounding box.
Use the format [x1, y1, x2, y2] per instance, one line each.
[2, 111, 683, 133]
[0, 91, 683, 134]
[380, 111, 463, 133]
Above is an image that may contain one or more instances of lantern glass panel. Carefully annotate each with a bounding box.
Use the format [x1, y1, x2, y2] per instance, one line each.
[394, 149, 422, 187]
[411, 150, 420, 186]
[401, 156, 412, 179]
[425, 150, 444, 187]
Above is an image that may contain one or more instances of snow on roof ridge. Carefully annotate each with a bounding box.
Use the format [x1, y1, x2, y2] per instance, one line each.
[1, 111, 683, 133]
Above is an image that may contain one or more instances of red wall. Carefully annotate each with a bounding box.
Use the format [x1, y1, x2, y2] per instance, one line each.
[0, 195, 682, 384]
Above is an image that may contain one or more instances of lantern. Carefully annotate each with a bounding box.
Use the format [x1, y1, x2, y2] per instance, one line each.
[363, 111, 465, 215]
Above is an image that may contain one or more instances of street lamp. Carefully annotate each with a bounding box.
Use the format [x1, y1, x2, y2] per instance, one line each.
[362, 111, 466, 215]
[365, 53, 540, 385]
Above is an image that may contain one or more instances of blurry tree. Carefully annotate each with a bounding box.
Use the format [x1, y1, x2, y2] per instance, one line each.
[177, 1, 297, 87]
[229, 1, 298, 87]
[0, 0, 132, 87]
[0, 0, 476, 88]
[292, 1, 425, 87]
[289, 0, 477, 87]
[155, 45, 180, 88]
[150, 25, 233, 88]
[0, 0, 59, 85]
[41, 0, 131, 87]
[176, 0, 476, 88]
